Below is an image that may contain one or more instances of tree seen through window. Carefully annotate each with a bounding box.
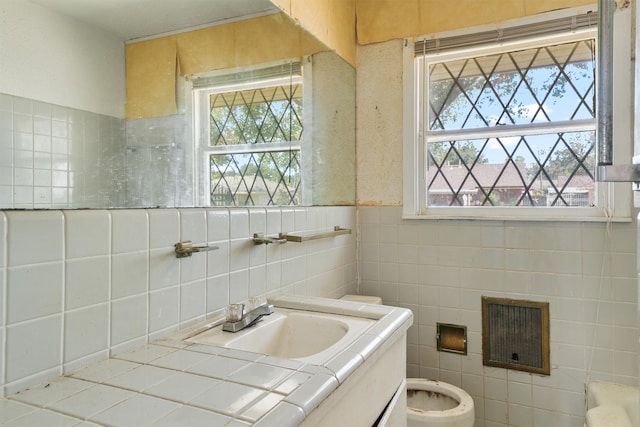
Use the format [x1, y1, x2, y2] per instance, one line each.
[208, 82, 303, 206]
[424, 38, 596, 207]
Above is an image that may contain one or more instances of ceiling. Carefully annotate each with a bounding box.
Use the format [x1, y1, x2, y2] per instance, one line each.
[30, 0, 280, 40]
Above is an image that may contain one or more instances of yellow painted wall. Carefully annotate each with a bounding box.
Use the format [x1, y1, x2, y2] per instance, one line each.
[126, 1, 595, 119]
[269, 0, 592, 62]
[355, 0, 595, 45]
[125, 37, 178, 119]
[270, 0, 357, 66]
[125, 13, 327, 119]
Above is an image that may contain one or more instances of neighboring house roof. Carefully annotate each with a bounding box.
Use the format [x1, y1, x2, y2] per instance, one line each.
[429, 162, 529, 192]
[548, 174, 594, 195]
[556, 174, 594, 188]
[429, 163, 595, 193]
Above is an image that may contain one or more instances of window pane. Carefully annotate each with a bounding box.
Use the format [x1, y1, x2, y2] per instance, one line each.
[203, 75, 304, 207]
[209, 84, 303, 146]
[424, 36, 596, 209]
[210, 150, 301, 206]
[427, 131, 595, 207]
[429, 39, 595, 131]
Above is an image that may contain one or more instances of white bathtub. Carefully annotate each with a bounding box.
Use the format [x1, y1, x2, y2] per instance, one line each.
[586, 382, 639, 427]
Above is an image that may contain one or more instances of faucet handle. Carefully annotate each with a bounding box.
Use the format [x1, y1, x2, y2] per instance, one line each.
[225, 304, 244, 322]
[247, 296, 266, 311]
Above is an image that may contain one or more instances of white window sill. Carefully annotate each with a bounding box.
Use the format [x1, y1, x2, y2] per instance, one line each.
[401, 207, 633, 223]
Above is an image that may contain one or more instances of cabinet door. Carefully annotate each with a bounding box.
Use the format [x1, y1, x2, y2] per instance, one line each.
[377, 379, 407, 427]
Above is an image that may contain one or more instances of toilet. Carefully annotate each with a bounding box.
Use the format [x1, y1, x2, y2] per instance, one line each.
[340, 295, 475, 427]
[406, 378, 474, 427]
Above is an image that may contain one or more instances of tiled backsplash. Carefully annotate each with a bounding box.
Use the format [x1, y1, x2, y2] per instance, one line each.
[0, 93, 126, 209]
[359, 206, 639, 427]
[1, 204, 637, 426]
[0, 206, 357, 397]
[0, 93, 198, 210]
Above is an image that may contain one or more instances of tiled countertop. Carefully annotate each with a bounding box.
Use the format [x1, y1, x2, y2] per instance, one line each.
[0, 296, 413, 426]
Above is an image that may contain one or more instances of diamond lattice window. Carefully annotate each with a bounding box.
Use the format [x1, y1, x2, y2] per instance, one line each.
[203, 76, 303, 206]
[421, 36, 596, 207]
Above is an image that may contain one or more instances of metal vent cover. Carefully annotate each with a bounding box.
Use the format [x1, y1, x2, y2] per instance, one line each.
[482, 297, 550, 375]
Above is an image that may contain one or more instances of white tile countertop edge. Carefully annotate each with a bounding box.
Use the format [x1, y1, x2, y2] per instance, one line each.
[2, 296, 414, 426]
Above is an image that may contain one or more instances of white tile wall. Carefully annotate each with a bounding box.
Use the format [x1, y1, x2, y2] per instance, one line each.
[0, 213, 5, 394]
[0, 93, 126, 209]
[359, 206, 639, 427]
[2, 201, 631, 425]
[0, 206, 357, 397]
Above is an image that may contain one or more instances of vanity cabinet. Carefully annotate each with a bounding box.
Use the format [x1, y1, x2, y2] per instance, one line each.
[300, 334, 407, 427]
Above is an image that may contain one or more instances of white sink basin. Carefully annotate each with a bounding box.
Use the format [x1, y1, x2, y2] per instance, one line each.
[186, 307, 374, 364]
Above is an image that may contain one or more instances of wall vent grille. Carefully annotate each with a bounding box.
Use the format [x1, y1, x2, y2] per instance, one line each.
[482, 297, 550, 375]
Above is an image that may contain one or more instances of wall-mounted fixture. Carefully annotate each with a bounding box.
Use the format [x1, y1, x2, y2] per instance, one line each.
[174, 241, 219, 258]
[595, 0, 639, 183]
[253, 226, 352, 245]
[283, 226, 351, 242]
[252, 234, 288, 245]
[436, 323, 467, 355]
[481, 296, 550, 375]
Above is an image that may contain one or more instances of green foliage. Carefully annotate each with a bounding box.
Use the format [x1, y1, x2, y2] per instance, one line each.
[425, 38, 596, 207]
[208, 83, 303, 206]
[428, 140, 488, 167]
[210, 88, 302, 146]
[544, 134, 595, 180]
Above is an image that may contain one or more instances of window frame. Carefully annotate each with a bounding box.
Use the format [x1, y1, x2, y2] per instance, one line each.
[193, 66, 303, 207]
[402, 6, 633, 222]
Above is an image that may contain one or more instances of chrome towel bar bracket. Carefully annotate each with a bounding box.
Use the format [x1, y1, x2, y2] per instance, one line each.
[252, 233, 288, 245]
[174, 241, 219, 258]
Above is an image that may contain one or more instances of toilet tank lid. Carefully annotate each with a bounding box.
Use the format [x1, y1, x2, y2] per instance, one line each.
[340, 295, 382, 305]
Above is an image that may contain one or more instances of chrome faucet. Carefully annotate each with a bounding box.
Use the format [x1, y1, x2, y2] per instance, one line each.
[222, 303, 274, 333]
